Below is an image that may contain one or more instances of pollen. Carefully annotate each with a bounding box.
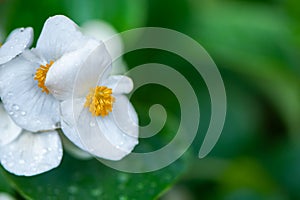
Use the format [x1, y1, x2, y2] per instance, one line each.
[34, 61, 54, 94]
[84, 86, 115, 117]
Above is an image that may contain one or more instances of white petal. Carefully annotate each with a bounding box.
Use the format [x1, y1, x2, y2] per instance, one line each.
[0, 27, 33, 65]
[61, 133, 92, 160]
[0, 103, 22, 146]
[61, 96, 138, 160]
[96, 94, 139, 148]
[46, 39, 112, 100]
[102, 75, 133, 94]
[0, 57, 60, 132]
[36, 15, 87, 61]
[60, 99, 86, 150]
[81, 95, 138, 160]
[81, 20, 123, 62]
[81, 20, 127, 75]
[0, 130, 62, 176]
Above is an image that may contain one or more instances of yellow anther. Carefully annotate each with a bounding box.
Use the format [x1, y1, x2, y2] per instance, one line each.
[84, 86, 115, 117]
[34, 61, 54, 94]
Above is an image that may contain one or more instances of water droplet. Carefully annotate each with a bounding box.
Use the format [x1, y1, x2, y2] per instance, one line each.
[13, 114, 18, 118]
[54, 188, 60, 195]
[7, 92, 13, 96]
[8, 162, 14, 167]
[21, 111, 26, 116]
[68, 186, 78, 194]
[91, 188, 102, 197]
[119, 196, 128, 200]
[118, 173, 129, 183]
[19, 159, 25, 164]
[12, 104, 19, 111]
[47, 147, 52, 152]
[8, 111, 14, 115]
[150, 182, 157, 188]
[90, 121, 96, 127]
[137, 183, 144, 190]
[41, 148, 48, 154]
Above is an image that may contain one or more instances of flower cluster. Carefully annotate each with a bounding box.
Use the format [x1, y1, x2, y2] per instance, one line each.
[0, 15, 139, 176]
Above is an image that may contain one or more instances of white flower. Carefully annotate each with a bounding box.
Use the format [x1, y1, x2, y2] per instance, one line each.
[81, 20, 127, 74]
[0, 15, 93, 132]
[0, 103, 62, 176]
[0, 27, 33, 65]
[45, 39, 139, 161]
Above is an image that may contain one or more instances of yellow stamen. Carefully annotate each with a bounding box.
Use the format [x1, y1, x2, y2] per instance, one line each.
[34, 61, 54, 94]
[84, 86, 115, 117]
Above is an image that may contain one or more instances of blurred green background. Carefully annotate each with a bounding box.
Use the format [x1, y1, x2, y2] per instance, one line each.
[0, 0, 300, 199]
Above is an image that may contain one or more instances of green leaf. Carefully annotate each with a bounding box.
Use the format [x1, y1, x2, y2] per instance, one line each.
[189, 2, 300, 140]
[62, 0, 147, 31]
[2, 151, 186, 200]
[0, 171, 13, 194]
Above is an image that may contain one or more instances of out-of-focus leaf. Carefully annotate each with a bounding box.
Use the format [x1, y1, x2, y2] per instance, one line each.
[63, 0, 147, 31]
[0, 171, 13, 194]
[264, 143, 300, 199]
[188, 2, 300, 141]
[217, 158, 285, 199]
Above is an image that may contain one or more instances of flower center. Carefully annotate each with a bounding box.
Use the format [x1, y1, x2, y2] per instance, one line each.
[84, 86, 115, 117]
[34, 61, 54, 94]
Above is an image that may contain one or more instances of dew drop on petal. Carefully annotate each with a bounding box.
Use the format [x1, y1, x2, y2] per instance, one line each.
[89, 121, 96, 127]
[21, 111, 26, 116]
[12, 104, 19, 111]
[19, 159, 25, 164]
[41, 148, 48, 154]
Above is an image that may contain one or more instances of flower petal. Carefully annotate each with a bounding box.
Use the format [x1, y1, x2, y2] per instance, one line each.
[60, 99, 86, 150]
[0, 130, 62, 176]
[46, 39, 112, 100]
[0, 57, 60, 132]
[81, 20, 123, 62]
[36, 15, 87, 61]
[61, 95, 138, 160]
[96, 94, 139, 148]
[102, 75, 133, 94]
[61, 133, 92, 160]
[0, 103, 22, 146]
[81, 20, 127, 75]
[0, 27, 33, 65]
